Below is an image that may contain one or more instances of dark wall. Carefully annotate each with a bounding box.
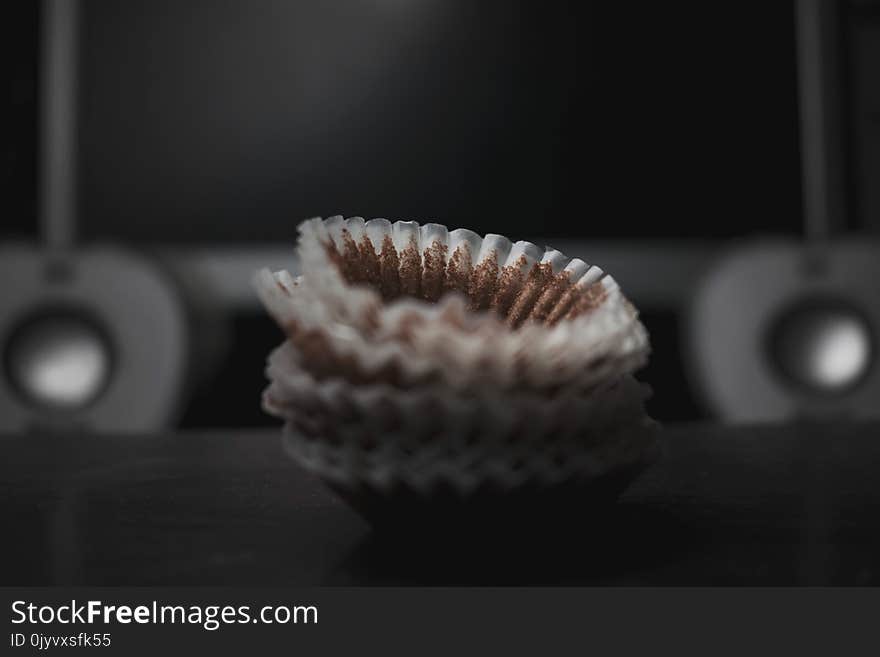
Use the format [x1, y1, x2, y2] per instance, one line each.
[73, 0, 802, 244]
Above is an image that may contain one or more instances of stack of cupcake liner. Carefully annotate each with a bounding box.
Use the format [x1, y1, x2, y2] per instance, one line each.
[255, 216, 658, 500]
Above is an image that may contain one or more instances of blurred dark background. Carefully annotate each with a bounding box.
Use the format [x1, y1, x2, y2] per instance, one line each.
[2, 0, 878, 431]
[6, 0, 806, 243]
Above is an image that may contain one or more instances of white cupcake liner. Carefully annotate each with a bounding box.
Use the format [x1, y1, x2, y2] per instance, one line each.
[262, 341, 652, 454]
[254, 264, 648, 391]
[256, 216, 658, 503]
[297, 216, 616, 326]
[282, 417, 659, 496]
[253, 216, 649, 392]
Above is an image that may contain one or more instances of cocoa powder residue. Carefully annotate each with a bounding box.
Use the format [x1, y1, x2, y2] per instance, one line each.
[506, 262, 554, 329]
[490, 255, 529, 318]
[320, 232, 609, 330]
[398, 237, 422, 298]
[529, 270, 573, 323]
[421, 240, 448, 302]
[468, 250, 499, 311]
[378, 235, 401, 300]
[445, 244, 472, 297]
[357, 234, 381, 287]
[564, 282, 608, 321]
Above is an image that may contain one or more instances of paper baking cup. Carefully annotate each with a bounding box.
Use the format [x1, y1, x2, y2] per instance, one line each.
[294, 216, 645, 333]
[262, 341, 652, 454]
[297, 216, 616, 326]
[280, 416, 659, 530]
[256, 271, 647, 392]
[263, 340, 659, 508]
[282, 417, 658, 497]
[256, 216, 659, 519]
[254, 217, 649, 391]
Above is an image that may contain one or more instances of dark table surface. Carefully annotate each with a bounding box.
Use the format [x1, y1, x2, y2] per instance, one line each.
[2, 422, 880, 585]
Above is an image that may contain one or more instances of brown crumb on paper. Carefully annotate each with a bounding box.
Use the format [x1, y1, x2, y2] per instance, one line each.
[378, 235, 401, 300]
[490, 255, 529, 318]
[320, 228, 609, 330]
[506, 262, 554, 329]
[445, 244, 473, 297]
[421, 240, 448, 302]
[398, 236, 422, 298]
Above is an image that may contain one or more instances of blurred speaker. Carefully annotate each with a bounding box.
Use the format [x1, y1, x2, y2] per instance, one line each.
[686, 0, 879, 422]
[0, 245, 189, 431]
[688, 241, 880, 421]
